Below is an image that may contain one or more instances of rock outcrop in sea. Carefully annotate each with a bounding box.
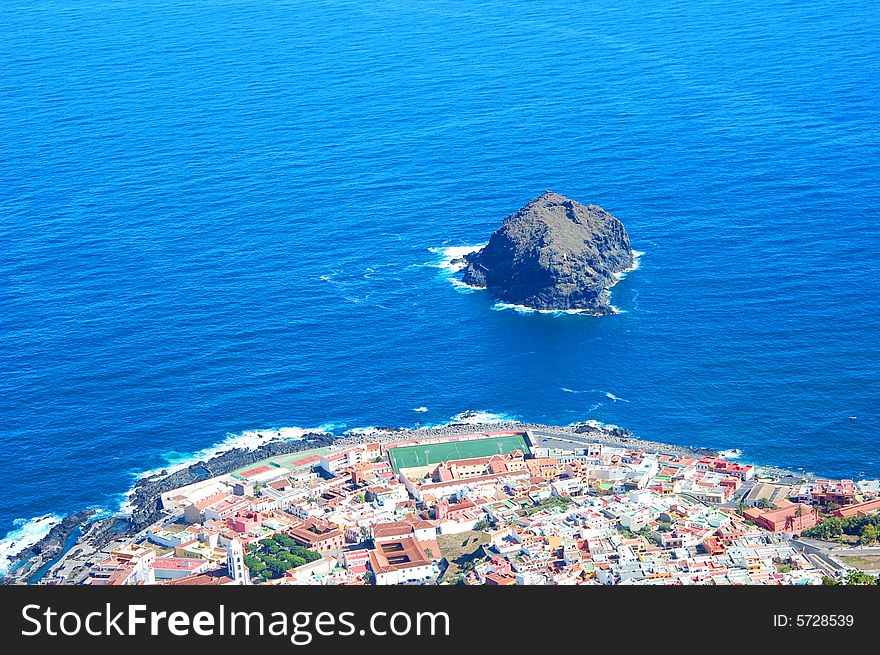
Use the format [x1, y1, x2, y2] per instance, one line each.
[459, 191, 635, 314]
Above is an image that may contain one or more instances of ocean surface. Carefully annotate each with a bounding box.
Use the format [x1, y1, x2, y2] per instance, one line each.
[2, 0, 879, 568]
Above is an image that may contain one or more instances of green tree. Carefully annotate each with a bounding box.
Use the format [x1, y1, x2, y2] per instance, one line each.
[845, 570, 875, 586]
[273, 533, 294, 548]
[243, 534, 322, 580]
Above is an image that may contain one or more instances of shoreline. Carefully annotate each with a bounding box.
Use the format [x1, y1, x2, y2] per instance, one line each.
[438, 244, 641, 316]
[0, 419, 835, 584]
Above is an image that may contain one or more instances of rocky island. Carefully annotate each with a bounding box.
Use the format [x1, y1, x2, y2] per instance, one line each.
[458, 191, 636, 314]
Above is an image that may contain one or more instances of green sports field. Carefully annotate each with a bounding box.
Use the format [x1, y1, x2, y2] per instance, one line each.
[230, 446, 329, 480]
[387, 434, 530, 472]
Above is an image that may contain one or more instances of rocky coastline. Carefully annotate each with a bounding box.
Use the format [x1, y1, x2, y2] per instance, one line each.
[2, 431, 334, 584]
[335, 419, 719, 459]
[125, 432, 335, 534]
[4, 419, 804, 584]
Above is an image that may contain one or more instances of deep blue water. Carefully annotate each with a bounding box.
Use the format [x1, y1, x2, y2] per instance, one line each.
[2, 0, 879, 559]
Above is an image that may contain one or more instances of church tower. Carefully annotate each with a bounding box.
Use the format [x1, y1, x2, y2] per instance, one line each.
[226, 538, 251, 585]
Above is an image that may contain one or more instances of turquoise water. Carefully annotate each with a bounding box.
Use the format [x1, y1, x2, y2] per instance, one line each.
[2, 0, 879, 556]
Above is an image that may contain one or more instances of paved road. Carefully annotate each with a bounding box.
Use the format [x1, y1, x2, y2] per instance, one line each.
[788, 538, 847, 576]
[797, 536, 880, 556]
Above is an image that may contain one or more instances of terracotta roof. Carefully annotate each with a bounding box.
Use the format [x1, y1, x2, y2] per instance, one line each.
[368, 537, 432, 574]
[165, 570, 234, 586]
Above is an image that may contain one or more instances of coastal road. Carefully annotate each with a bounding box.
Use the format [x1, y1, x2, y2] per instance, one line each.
[795, 536, 880, 571]
[789, 537, 847, 576]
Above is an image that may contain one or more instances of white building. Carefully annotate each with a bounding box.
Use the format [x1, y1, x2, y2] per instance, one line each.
[226, 539, 251, 585]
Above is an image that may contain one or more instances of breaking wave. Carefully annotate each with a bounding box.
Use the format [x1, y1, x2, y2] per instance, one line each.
[491, 302, 599, 317]
[0, 514, 62, 577]
[135, 424, 340, 482]
[446, 410, 518, 425]
[430, 244, 487, 293]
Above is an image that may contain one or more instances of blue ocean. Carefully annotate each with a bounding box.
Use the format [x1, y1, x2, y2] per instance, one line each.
[2, 0, 879, 564]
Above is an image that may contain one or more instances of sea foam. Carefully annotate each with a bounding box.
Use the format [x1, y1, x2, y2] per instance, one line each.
[447, 410, 518, 425]
[135, 424, 337, 481]
[113, 424, 339, 517]
[491, 302, 593, 317]
[431, 244, 487, 293]
[606, 248, 644, 313]
[0, 514, 62, 576]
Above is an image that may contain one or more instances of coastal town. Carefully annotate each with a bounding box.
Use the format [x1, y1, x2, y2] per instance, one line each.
[19, 424, 880, 587]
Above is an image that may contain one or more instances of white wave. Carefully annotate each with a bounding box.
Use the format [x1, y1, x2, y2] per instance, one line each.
[612, 249, 645, 281]
[450, 278, 484, 293]
[491, 302, 598, 317]
[343, 426, 395, 438]
[605, 249, 644, 313]
[447, 410, 518, 425]
[132, 424, 338, 483]
[432, 244, 486, 273]
[115, 424, 340, 516]
[718, 449, 743, 460]
[604, 392, 630, 403]
[0, 514, 62, 576]
[431, 244, 488, 293]
[412, 406, 429, 412]
[561, 387, 582, 394]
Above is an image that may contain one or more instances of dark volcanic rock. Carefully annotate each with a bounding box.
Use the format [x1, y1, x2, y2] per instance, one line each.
[0, 510, 96, 584]
[2, 432, 337, 583]
[127, 432, 335, 532]
[461, 191, 635, 314]
[570, 422, 633, 439]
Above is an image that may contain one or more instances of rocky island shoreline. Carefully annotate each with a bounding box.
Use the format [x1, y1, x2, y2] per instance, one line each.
[457, 191, 636, 314]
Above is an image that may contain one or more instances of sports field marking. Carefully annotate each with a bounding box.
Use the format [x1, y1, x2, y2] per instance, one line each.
[387, 434, 530, 472]
[240, 464, 273, 478]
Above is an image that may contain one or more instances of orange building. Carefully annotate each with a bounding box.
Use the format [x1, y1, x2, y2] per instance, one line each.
[833, 497, 880, 518]
[287, 518, 345, 553]
[743, 500, 818, 533]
